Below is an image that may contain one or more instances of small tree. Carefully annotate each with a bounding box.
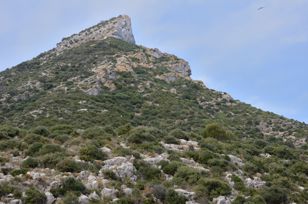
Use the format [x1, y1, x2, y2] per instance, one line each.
[203, 123, 231, 141]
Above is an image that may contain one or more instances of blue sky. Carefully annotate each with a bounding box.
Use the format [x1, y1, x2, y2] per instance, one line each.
[0, 0, 307, 123]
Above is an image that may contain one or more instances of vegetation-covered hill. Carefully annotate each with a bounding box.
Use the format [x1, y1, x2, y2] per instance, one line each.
[0, 15, 307, 204]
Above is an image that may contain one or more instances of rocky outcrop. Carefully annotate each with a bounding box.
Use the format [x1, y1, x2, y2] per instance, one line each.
[245, 177, 266, 189]
[56, 15, 135, 53]
[213, 196, 231, 204]
[99, 156, 137, 181]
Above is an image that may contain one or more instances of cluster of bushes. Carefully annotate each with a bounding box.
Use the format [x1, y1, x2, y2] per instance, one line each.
[51, 177, 87, 197]
[151, 185, 187, 204]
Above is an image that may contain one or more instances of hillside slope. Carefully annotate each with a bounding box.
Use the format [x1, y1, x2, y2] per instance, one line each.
[0, 15, 307, 204]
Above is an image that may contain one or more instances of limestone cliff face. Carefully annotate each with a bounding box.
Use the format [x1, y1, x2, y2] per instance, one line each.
[55, 15, 135, 52]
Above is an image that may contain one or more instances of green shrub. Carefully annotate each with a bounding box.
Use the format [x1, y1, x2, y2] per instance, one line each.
[114, 198, 135, 204]
[39, 144, 64, 155]
[22, 187, 47, 204]
[39, 153, 64, 168]
[22, 157, 39, 168]
[32, 126, 50, 137]
[245, 195, 266, 204]
[164, 136, 179, 144]
[232, 195, 246, 204]
[152, 184, 166, 201]
[82, 126, 108, 139]
[11, 168, 28, 176]
[134, 160, 161, 180]
[54, 134, 70, 143]
[26, 142, 43, 156]
[195, 178, 231, 199]
[264, 145, 295, 159]
[102, 170, 119, 180]
[128, 127, 161, 144]
[79, 145, 107, 161]
[50, 125, 74, 135]
[23, 134, 48, 144]
[56, 159, 81, 172]
[160, 161, 180, 175]
[203, 123, 231, 141]
[62, 192, 79, 204]
[117, 123, 132, 135]
[168, 129, 188, 140]
[0, 125, 20, 139]
[51, 177, 87, 197]
[174, 166, 202, 185]
[261, 186, 288, 204]
[0, 183, 14, 197]
[187, 150, 215, 165]
[231, 175, 245, 191]
[0, 139, 19, 151]
[165, 189, 187, 204]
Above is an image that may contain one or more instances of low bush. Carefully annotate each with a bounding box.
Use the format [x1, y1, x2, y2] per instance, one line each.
[51, 177, 87, 197]
[10, 168, 28, 176]
[168, 129, 188, 140]
[39, 144, 64, 155]
[165, 189, 187, 204]
[82, 126, 109, 139]
[134, 160, 161, 181]
[22, 157, 39, 168]
[54, 134, 70, 143]
[261, 186, 288, 204]
[39, 153, 64, 168]
[160, 161, 180, 175]
[128, 127, 161, 144]
[0, 125, 20, 139]
[173, 166, 202, 185]
[22, 187, 47, 204]
[164, 136, 179, 144]
[203, 123, 231, 141]
[32, 126, 50, 137]
[195, 178, 231, 200]
[79, 145, 107, 161]
[50, 125, 74, 135]
[152, 184, 166, 201]
[231, 175, 245, 191]
[62, 192, 79, 204]
[26, 142, 43, 156]
[56, 159, 81, 172]
[0, 183, 14, 197]
[23, 134, 48, 144]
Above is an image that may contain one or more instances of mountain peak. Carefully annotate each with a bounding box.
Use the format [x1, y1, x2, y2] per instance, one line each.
[55, 15, 135, 52]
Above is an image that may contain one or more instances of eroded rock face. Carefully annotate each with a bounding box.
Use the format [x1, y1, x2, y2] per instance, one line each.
[56, 15, 135, 52]
[245, 177, 266, 189]
[100, 156, 137, 181]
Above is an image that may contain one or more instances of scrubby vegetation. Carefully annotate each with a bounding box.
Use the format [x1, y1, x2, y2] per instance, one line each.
[0, 17, 307, 204]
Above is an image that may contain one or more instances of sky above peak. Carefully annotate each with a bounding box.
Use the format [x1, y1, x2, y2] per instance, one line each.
[0, 0, 307, 123]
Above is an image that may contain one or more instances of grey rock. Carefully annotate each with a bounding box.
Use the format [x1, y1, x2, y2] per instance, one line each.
[9, 200, 22, 204]
[89, 192, 100, 201]
[213, 196, 231, 204]
[78, 194, 89, 204]
[101, 188, 118, 199]
[245, 177, 266, 188]
[228, 155, 244, 167]
[56, 15, 135, 53]
[121, 185, 133, 196]
[45, 192, 55, 204]
[100, 156, 136, 181]
[175, 189, 195, 200]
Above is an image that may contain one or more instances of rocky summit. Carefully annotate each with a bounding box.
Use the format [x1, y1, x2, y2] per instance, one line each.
[0, 15, 307, 204]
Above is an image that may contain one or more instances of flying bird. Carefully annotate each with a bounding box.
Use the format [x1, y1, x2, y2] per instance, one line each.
[257, 6, 265, 11]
